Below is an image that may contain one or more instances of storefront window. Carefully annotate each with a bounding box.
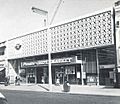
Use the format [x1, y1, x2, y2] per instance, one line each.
[27, 68, 36, 83]
[65, 66, 75, 74]
[82, 50, 97, 74]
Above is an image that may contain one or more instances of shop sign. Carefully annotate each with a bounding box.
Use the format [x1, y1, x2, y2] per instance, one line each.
[99, 64, 115, 69]
[21, 57, 77, 67]
[52, 57, 74, 64]
[22, 60, 48, 67]
[21, 57, 79, 67]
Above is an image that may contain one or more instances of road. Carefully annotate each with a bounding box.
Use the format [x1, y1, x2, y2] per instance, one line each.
[1, 90, 120, 104]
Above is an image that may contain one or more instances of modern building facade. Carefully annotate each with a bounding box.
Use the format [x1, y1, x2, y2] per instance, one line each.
[2, 2, 120, 86]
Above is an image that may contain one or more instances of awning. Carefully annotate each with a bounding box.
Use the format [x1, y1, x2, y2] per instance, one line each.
[0, 68, 5, 71]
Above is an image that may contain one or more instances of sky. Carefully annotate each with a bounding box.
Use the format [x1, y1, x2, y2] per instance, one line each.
[0, 0, 117, 42]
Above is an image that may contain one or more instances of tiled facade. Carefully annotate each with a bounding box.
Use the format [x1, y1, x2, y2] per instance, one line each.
[50, 10, 113, 53]
[7, 9, 113, 59]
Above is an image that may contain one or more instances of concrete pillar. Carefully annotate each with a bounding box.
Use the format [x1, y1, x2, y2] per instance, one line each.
[35, 68, 37, 84]
[96, 49, 99, 86]
[81, 63, 84, 85]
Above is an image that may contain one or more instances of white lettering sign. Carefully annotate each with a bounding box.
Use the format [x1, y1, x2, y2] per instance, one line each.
[21, 57, 76, 67]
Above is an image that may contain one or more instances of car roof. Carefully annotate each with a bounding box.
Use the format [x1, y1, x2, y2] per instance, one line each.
[0, 93, 5, 99]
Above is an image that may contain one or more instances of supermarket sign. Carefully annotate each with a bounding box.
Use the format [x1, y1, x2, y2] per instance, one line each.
[21, 57, 81, 67]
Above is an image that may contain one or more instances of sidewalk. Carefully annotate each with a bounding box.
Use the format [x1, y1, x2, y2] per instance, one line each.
[0, 84, 120, 96]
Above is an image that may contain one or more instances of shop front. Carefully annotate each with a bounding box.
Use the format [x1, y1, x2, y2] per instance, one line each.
[52, 64, 81, 85]
[0, 61, 6, 83]
[26, 68, 36, 83]
[20, 60, 48, 84]
[99, 64, 115, 86]
[19, 66, 49, 84]
[20, 56, 82, 85]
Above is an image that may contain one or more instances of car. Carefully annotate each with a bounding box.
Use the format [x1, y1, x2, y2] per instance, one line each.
[0, 92, 8, 104]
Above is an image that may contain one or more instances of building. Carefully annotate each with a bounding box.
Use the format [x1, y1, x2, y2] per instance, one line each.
[2, 2, 120, 87]
[0, 41, 7, 83]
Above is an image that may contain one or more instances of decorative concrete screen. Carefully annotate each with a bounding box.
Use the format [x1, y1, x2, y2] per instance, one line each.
[7, 29, 48, 59]
[50, 9, 114, 53]
[7, 9, 114, 59]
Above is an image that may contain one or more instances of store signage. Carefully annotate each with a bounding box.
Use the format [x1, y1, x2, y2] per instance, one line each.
[21, 57, 77, 67]
[99, 64, 115, 69]
[52, 57, 74, 64]
[22, 60, 48, 67]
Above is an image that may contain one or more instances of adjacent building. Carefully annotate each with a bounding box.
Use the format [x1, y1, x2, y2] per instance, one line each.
[0, 41, 7, 83]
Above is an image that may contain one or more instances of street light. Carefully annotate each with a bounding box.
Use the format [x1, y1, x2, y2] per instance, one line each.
[31, 0, 63, 91]
[31, 7, 52, 91]
[31, 7, 48, 26]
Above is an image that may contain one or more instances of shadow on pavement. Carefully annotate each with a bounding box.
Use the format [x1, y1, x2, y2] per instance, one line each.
[37, 85, 49, 91]
[101, 86, 120, 89]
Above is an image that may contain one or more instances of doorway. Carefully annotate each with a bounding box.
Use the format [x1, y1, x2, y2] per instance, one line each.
[99, 68, 114, 86]
[26, 68, 36, 83]
[36, 67, 48, 84]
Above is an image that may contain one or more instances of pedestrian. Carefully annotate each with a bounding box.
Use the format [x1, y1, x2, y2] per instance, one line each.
[41, 76, 45, 84]
[56, 77, 60, 86]
[15, 76, 18, 85]
[17, 76, 20, 85]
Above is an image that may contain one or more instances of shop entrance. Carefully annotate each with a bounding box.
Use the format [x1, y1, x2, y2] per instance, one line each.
[53, 64, 81, 85]
[55, 72, 64, 85]
[26, 68, 36, 83]
[99, 68, 114, 86]
[36, 67, 48, 84]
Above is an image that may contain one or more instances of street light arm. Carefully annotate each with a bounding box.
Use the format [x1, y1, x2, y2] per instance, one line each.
[31, 7, 48, 16]
[31, 7, 48, 26]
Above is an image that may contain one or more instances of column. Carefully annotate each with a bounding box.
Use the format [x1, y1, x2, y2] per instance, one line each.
[96, 49, 99, 86]
[35, 68, 37, 84]
[81, 63, 84, 85]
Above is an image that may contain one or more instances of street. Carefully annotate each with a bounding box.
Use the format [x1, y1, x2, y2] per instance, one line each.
[0, 90, 120, 104]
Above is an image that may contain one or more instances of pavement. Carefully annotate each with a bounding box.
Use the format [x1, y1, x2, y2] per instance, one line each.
[0, 83, 120, 96]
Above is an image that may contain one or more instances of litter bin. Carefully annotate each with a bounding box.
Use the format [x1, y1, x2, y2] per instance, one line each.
[63, 81, 70, 92]
[4, 81, 8, 86]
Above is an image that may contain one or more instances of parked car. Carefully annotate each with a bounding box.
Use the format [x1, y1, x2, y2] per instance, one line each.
[0, 92, 8, 104]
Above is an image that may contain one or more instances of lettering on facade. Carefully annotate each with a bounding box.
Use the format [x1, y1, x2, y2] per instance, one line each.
[21, 57, 77, 67]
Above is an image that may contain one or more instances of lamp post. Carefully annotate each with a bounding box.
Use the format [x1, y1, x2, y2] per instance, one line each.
[31, 0, 63, 91]
[31, 7, 48, 26]
[31, 7, 52, 91]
